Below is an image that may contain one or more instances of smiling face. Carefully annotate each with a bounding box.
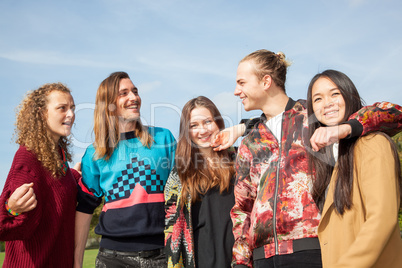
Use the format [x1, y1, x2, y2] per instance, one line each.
[115, 78, 141, 130]
[46, 91, 75, 142]
[311, 77, 346, 126]
[189, 107, 219, 154]
[234, 60, 265, 111]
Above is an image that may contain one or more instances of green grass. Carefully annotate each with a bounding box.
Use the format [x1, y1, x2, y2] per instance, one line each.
[82, 248, 99, 268]
[0, 248, 98, 268]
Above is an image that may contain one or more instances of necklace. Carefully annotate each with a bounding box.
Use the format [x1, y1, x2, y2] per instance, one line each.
[60, 147, 69, 176]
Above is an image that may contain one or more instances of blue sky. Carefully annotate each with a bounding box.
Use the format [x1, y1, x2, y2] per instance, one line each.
[1, 0, 401, 190]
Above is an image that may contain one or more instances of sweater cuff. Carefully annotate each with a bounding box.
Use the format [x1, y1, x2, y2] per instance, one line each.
[76, 187, 102, 214]
[240, 117, 260, 136]
[343, 119, 363, 138]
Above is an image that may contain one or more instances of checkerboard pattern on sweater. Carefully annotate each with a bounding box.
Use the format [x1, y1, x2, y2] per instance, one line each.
[106, 157, 162, 202]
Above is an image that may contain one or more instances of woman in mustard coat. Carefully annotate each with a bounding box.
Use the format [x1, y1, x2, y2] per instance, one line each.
[307, 69, 402, 267]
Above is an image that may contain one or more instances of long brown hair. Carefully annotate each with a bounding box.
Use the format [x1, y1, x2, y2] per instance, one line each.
[176, 96, 235, 205]
[93, 71, 152, 160]
[15, 83, 73, 177]
[307, 70, 401, 214]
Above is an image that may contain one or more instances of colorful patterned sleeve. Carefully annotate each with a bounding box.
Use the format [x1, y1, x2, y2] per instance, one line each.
[164, 166, 193, 268]
[348, 101, 402, 137]
[164, 167, 179, 248]
[231, 142, 257, 268]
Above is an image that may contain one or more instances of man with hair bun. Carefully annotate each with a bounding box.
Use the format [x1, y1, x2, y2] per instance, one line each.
[230, 49, 402, 267]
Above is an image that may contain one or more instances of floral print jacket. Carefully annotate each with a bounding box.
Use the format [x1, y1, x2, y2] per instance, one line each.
[231, 98, 402, 267]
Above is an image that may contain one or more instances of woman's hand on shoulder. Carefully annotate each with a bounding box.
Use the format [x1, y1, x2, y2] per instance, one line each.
[7, 182, 37, 215]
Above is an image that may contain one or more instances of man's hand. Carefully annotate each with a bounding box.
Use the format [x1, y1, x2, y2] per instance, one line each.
[7, 182, 37, 214]
[310, 124, 352, 151]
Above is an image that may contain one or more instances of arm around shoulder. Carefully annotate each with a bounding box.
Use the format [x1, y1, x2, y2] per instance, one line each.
[348, 101, 402, 137]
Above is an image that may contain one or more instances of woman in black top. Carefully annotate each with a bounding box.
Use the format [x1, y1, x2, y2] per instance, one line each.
[164, 96, 237, 268]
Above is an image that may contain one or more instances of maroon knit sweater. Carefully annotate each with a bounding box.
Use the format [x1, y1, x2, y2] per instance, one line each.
[0, 146, 80, 267]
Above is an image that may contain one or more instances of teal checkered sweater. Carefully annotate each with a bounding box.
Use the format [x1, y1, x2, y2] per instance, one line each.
[77, 126, 176, 252]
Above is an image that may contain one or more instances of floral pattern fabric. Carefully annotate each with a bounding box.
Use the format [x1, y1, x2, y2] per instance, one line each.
[231, 99, 402, 268]
[164, 166, 195, 268]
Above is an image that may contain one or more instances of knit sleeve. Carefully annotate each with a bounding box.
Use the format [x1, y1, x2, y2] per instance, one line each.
[0, 148, 43, 240]
[70, 167, 81, 183]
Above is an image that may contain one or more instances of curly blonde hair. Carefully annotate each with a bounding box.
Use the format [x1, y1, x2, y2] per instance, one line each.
[15, 83, 73, 177]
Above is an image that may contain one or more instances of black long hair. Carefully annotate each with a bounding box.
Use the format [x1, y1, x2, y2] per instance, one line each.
[307, 70, 363, 214]
[307, 70, 401, 214]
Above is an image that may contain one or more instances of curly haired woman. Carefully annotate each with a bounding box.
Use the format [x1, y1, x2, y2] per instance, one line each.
[0, 83, 81, 267]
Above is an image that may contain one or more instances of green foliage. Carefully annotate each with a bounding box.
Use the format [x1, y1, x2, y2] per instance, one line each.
[82, 248, 99, 267]
[393, 132, 402, 152]
[399, 210, 402, 232]
[85, 199, 103, 249]
[392, 133, 402, 236]
[88, 201, 103, 239]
